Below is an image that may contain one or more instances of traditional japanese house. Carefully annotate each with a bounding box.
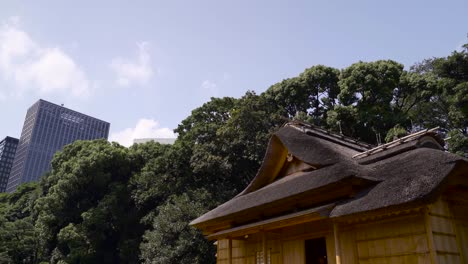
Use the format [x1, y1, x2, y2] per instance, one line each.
[191, 122, 468, 264]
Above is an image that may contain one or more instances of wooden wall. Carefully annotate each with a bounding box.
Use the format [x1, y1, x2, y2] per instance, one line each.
[450, 196, 468, 264]
[282, 239, 304, 264]
[214, 197, 468, 264]
[428, 198, 466, 264]
[216, 236, 282, 264]
[215, 233, 334, 263]
[349, 215, 430, 264]
[215, 216, 429, 264]
[217, 239, 245, 264]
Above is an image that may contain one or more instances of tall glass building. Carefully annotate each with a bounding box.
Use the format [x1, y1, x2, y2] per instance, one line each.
[6, 99, 110, 192]
[0, 137, 19, 192]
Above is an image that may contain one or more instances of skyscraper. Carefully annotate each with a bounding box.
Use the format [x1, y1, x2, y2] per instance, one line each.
[0, 137, 19, 192]
[6, 99, 110, 192]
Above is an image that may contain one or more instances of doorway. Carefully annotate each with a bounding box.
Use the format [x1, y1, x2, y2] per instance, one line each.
[305, 237, 327, 264]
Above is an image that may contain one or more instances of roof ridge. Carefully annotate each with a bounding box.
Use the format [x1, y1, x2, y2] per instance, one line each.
[284, 121, 374, 151]
[353, 127, 440, 159]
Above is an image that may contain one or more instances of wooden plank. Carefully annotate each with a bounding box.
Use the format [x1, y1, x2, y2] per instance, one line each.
[430, 198, 465, 264]
[218, 248, 228, 259]
[282, 239, 304, 264]
[431, 198, 452, 216]
[262, 233, 267, 264]
[353, 213, 424, 237]
[325, 233, 337, 264]
[436, 254, 461, 264]
[449, 201, 466, 264]
[219, 239, 228, 249]
[425, 207, 438, 264]
[339, 229, 357, 263]
[456, 225, 468, 264]
[356, 231, 426, 243]
[279, 238, 283, 264]
[433, 234, 459, 254]
[279, 220, 331, 242]
[448, 197, 468, 263]
[358, 251, 429, 260]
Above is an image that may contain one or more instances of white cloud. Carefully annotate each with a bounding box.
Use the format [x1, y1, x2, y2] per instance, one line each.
[110, 118, 175, 147]
[15, 48, 90, 97]
[201, 79, 218, 96]
[110, 42, 153, 87]
[0, 17, 91, 98]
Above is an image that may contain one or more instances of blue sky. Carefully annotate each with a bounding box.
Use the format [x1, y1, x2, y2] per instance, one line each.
[1, 0, 467, 146]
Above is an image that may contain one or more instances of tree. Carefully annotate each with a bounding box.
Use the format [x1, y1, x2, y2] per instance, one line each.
[0, 183, 40, 264]
[34, 140, 142, 263]
[129, 141, 193, 222]
[330, 60, 404, 143]
[175, 97, 237, 144]
[263, 65, 340, 125]
[217, 91, 284, 189]
[140, 189, 216, 264]
[406, 42, 467, 156]
[264, 77, 307, 118]
[447, 130, 468, 158]
[299, 65, 340, 125]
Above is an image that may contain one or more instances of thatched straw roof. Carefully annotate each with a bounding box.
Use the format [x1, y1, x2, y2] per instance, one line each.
[191, 123, 467, 234]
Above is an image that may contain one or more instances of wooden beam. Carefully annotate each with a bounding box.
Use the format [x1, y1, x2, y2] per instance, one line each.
[333, 222, 341, 264]
[352, 127, 439, 159]
[206, 204, 333, 240]
[228, 238, 232, 264]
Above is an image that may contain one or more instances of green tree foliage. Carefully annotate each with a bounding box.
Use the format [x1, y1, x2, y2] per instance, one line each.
[140, 189, 216, 264]
[129, 142, 186, 210]
[0, 183, 40, 263]
[406, 44, 468, 153]
[174, 94, 282, 200]
[447, 130, 468, 158]
[212, 91, 284, 191]
[299, 65, 340, 125]
[174, 97, 241, 199]
[264, 65, 340, 125]
[175, 97, 237, 144]
[35, 140, 143, 263]
[330, 60, 404, 143]
[385, 124, 408, 143]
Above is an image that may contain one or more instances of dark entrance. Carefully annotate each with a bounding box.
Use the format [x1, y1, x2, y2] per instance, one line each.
[305, 237, 328, 264]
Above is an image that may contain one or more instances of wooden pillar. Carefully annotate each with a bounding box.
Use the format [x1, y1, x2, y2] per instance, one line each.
[262, 232, 268, 264]
[424, 207, 438, 264]
[228, 238, 232, 264]
[279, 237, 283, 264]
[333, 222, 341, 264]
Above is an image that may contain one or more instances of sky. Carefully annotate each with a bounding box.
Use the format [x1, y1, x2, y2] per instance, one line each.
[0, 0, 467, 147]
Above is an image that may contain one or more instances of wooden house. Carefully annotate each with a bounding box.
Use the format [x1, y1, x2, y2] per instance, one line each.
[191, 122, 468, 264]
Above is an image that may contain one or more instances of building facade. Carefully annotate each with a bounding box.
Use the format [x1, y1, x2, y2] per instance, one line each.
[133, 138, 176, 145]
[6, 99, 110, 192]
[0, 137, 19, 192]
